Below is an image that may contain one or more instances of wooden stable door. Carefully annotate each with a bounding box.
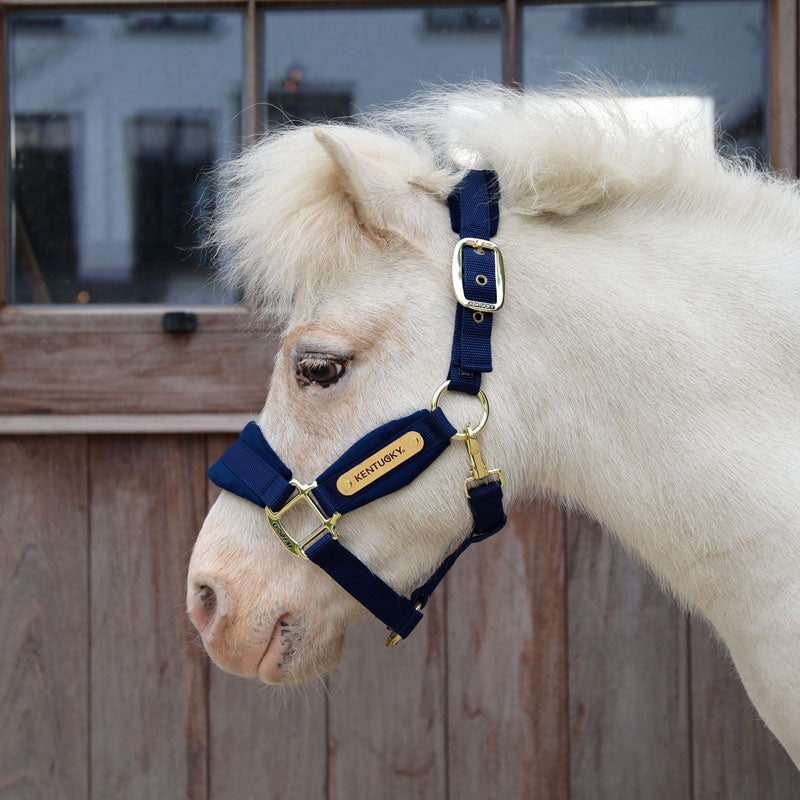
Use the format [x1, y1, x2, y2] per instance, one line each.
[2, 335, 799, 798]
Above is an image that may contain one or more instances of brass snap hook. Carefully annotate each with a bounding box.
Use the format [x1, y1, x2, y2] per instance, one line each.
[461, 425, 504, 499]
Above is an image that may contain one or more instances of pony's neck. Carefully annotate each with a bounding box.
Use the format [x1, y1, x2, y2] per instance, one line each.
[495, 184, 800, 622]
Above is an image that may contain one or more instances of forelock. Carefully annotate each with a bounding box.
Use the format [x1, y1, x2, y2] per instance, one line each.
[209, 124, 436, 325]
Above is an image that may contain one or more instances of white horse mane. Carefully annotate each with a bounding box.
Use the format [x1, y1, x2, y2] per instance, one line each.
[211, 83, 800, 321]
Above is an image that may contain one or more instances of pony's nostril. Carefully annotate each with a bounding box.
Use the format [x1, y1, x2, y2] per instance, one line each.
[199, 584, 217, 618]
[189, 581, 222, 633]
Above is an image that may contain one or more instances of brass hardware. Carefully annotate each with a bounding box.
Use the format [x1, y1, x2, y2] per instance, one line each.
[473, 311, 484, 324]
[462, 425, 505, 499]
[430, 381, 489, 439]
[385, 601, 424, 647]
[336, 430, 424, 496]
[452, 238, 505, 312]
[475, 274, 488, 285]
[265, 479, 341, 559]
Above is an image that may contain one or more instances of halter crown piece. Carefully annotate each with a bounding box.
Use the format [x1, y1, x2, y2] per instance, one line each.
[208, 170, 508, 646]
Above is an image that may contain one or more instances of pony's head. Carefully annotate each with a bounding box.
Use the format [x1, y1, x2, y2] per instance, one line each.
[187, 83, 717, 682]
[187, 117, 507, 683]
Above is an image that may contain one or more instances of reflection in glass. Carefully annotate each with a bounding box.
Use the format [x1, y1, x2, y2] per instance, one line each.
[522, 1, 769, 162]
[263, 8, 503, 127]
[9, 12, 244, 304]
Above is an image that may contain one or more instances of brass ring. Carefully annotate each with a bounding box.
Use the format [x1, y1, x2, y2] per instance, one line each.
[430, 381, 490, 439]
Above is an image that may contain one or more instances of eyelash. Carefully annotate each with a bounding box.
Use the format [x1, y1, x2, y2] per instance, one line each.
[295, 353, 348, 388]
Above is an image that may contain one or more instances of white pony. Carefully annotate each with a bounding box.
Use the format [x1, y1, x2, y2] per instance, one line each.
[187, 84, 800, 768]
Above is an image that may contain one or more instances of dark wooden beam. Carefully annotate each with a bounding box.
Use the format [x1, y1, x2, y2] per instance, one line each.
[503, 0, 521, 87]
[770, 0, 798, 176]
[245, 0, 263, 143]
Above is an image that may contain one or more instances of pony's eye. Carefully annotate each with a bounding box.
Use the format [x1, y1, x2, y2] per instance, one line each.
[295, 354, 347, 387]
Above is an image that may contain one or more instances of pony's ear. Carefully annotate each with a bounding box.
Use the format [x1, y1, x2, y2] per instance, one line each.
[408, 136, 456, 200]
[313, 129, 395, 242]
[408, 173, 454, 201]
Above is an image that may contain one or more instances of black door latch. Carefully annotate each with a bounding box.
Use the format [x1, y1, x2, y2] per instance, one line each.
[162, 311, 198, 333]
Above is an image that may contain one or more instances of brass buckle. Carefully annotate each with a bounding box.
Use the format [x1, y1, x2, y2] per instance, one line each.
[462, 425, 504, 499]
[452, 237, 505, 312]
[265, 479, 341, 559]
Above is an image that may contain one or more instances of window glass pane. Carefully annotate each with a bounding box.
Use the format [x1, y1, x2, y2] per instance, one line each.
[9, 12, 244, 305]
[522, 2, 769, 161]
[263, 7, 502, 126]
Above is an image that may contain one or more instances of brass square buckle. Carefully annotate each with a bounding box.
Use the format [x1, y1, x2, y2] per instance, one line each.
[452, 237, 505, 312]
[265, 479, 341, 559]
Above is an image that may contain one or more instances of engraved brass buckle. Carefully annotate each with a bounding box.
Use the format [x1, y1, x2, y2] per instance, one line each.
[452, 237, 505, 312]
[462, 425, 504, 499]
[265, 479, 341, 560]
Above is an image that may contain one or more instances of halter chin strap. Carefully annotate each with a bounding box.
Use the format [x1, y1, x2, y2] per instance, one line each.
[208, 170, 507, 646]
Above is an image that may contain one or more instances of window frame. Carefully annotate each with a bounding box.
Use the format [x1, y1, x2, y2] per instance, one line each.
[0, 0, 794, 433]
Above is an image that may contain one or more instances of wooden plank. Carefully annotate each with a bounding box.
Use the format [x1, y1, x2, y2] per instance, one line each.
[690, 616, 800, 799]
[0, 413, 251, 435]
[90, 435, 208, 800]
[769, 0, 798, 177]
[0, 436, 89, 798]
[0, 306, 255, 334]
[204, 434, 327, 800]
[447, 501, 568, 800]
[0, 13, 7, 309]
[208, 665, 327, 800]
[327, 594, 447, 800]
[0, 330, 274, 414]
[567, 514, 690, 800]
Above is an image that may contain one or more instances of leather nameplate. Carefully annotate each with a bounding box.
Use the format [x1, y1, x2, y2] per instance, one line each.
[336, 431, 424, 496]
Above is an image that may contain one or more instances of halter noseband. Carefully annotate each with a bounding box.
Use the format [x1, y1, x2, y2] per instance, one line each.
[208, 170, 508, 646]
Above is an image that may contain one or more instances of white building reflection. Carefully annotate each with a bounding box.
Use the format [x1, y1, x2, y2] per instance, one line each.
[8, 4, 766, 304]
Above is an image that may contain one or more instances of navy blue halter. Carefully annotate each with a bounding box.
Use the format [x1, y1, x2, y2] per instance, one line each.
[208, 170, 507, 645]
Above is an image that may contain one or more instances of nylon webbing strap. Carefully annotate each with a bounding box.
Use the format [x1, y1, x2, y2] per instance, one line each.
[410, 480, 506, 608]
[305, 534, 424, 638]
[312, 408, 456, 517]
[209, 422, 294, 510]
[447, 170, 500, 395]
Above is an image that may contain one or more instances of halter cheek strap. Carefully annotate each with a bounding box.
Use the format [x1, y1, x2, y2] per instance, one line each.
[208, 170, 507, 646]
